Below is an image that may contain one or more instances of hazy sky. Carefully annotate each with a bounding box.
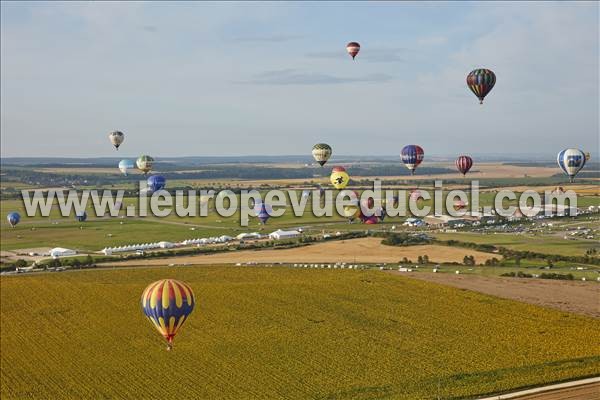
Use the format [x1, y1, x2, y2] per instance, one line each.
[1, 1, 598, 158]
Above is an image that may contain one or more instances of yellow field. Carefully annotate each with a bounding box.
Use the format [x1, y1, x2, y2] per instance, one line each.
[105, 238, 496, 267]
[2, 266, 599, 399]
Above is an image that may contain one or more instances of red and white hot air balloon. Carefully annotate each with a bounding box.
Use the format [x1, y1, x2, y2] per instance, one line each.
[346, 42, 360, 60]
[455, 155, 473, 176]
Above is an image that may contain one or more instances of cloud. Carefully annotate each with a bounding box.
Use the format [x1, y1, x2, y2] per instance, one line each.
[306, 47, 406, 63]
[239, 69, 393, 85]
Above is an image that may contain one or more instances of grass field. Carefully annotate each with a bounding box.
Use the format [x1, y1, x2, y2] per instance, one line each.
[1, 266, 599, 399]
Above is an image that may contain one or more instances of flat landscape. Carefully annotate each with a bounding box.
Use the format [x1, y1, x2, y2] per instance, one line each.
[2, 266, 599, 400]
[105, 237, 496, 266]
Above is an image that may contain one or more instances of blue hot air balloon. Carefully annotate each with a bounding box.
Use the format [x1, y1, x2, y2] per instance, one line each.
[147, 175, 166, 193]
[7, 212, 20, 227]
[75, 211, 87, 222]
[401, 145, 424, 175]
[254, 202, 272, 224]
[118, 159, 134, 176]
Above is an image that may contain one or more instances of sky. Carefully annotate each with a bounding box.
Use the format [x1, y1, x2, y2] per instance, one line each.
[1, 1, 598, 158]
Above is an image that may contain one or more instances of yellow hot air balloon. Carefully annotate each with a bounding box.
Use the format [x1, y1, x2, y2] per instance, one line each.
[330, 166, 349, 189]
[342, 205, 359, 222]
[141, 279, 195, 350]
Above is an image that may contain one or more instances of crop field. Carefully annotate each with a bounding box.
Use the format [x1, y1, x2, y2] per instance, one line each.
[105, 237, 496, 266]
[433, 232, 600, 257]
[1, 266, 599, 400]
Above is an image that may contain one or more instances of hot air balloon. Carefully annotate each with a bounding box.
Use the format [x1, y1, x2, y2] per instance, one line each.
[141, 279, 195, 350]
[364, 215, 378, 225]
[75, 211, 87, 222]
[453, 199, 468, 211]
[147, 175, 166, 193]
[330, 166, 349, 189]
[136, 155, 154, 175]
[557, 148, 588, 182]
[342, 205, 359, 223]
[108, 131, 125, 150]
[401, 145, 424, 175]
[455, 155, 473, 176]
[254, 202, 273, 224]
[7, 212, 20, 227]
[312, 143, 332, 166]
[346, 42, 360, 60]
[467, 69, 496, 104]
[410, 189, 421, 201]
[118, 159, 134, 176]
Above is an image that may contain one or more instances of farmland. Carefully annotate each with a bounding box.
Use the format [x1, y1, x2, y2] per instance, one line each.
[2, 266, 600, 400]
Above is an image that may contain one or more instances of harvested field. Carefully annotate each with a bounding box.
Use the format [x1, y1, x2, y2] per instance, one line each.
[396, 272, 600, 318]
[104, 238, 495, 267]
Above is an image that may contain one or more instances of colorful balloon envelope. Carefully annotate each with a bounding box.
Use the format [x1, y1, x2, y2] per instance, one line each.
[136, 155, 154, 175]
[75, 211, 87, 222]
[141, 279, 195, 350]
[466, 69, 496, 104]
[346, 42, 360, 60]
[7, 212, 20, 227]
[401, 145, 424, 175]
[364, 216, 378, 225]
[118, 159, 134, 176]
[312, 143, 332, 166]
[108, 130, 124, 150]
[330, 167, 349, 189]
[557, 148, 588, 182]
[147, 175, 166, 193]
[455, 155, 473, 176]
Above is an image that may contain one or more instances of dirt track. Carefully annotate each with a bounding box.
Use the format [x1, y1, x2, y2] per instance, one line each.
[104, 238, 495, 266]
[396, 272, 600, 318]
[514, 381, 599, 399]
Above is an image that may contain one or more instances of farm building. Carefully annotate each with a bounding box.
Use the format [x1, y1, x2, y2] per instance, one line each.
[424, 215, 467, 228]
[236, 232, 262, 240]
[50, 248, 77, 258]
[269, 229, 301, 240]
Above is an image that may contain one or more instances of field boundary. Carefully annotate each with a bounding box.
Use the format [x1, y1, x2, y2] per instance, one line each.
[478, 376, 600, 399]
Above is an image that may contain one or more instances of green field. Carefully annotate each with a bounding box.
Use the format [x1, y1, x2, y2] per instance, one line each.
[1, 266, 599, 399]
[433, 232, 600, 257]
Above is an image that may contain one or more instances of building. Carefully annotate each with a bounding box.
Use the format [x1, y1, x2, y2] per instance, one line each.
[50, 248, 77, 258]
[269, 229, 301, 240]
[424, 215, 467, 228]
[236, 232, 262, 240]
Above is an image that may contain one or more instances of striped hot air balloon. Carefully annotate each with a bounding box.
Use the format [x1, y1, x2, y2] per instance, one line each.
[312, 143, 332, 166]
[455, 155, 473, 176]
[467, 69, 496, 104]
[557, 148, 588, 182]
[108, 131, 125, 150]
[141, 279, 195, 350]
[400, 145, 424, 175]
[346, 42, 360, 60]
